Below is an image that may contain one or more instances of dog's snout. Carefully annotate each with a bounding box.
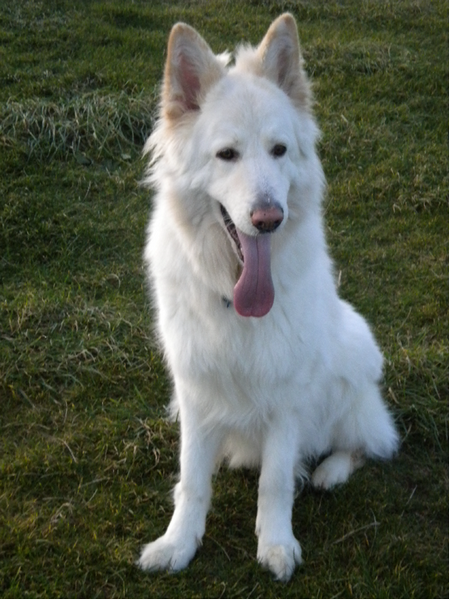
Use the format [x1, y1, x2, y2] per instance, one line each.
[251, 205, 284, 233]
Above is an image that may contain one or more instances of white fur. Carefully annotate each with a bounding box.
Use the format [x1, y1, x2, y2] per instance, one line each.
[138, 14, 398, 582]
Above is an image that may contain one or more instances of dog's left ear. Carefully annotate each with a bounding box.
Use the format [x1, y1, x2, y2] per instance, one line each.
[257, 13, 311, 110]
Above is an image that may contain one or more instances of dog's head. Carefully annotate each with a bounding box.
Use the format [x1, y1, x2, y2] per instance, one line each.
[148, 14, 323, 317]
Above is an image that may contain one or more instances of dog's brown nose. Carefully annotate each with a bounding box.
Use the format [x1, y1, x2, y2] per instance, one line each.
[251, 205, 284, 233]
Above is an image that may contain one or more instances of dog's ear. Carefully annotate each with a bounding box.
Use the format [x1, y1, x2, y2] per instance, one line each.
[257, 13, 311, 110]
[162, 23, 225, 121]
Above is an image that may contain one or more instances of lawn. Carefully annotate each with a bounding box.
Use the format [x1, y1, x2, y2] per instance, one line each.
[0, 0, 448, 598]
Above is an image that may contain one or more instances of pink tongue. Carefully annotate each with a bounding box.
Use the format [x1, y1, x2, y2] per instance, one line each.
[233, 231, 274, 317]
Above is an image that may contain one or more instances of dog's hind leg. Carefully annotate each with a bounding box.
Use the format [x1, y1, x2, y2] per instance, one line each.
[138, 393, 222, 573]
[312, 381, 398, 490]
[311, 450, 365, 489]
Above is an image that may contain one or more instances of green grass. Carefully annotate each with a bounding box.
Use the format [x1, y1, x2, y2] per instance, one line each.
[0, 0, 448, 597]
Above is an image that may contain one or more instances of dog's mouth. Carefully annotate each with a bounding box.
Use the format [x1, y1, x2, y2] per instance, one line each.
[220, 204, 244, 263]
[220, 203, 274, 318]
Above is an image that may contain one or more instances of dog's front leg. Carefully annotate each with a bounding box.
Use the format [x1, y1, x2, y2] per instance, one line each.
[256, 417, 302, 582]
[138, 397, 220, 573]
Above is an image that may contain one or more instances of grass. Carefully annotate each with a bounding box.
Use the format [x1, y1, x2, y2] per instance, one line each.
[0, 0, 448, 597]
[1, 92, 154, 162]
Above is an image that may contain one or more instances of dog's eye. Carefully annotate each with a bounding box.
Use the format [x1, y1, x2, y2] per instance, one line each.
[272, 144, 287, 158]
[216, 148, 239, 161]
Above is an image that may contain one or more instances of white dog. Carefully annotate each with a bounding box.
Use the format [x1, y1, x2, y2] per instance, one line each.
[138, 13, 398, 581]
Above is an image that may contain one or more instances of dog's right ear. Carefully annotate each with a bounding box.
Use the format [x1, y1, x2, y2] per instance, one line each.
[162, 23, 225, 121]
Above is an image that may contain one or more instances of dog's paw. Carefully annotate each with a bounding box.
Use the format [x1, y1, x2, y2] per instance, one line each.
[137, 534, 198, 573]
[312, 450, 364, 490]
[257, 538, 302, 582]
